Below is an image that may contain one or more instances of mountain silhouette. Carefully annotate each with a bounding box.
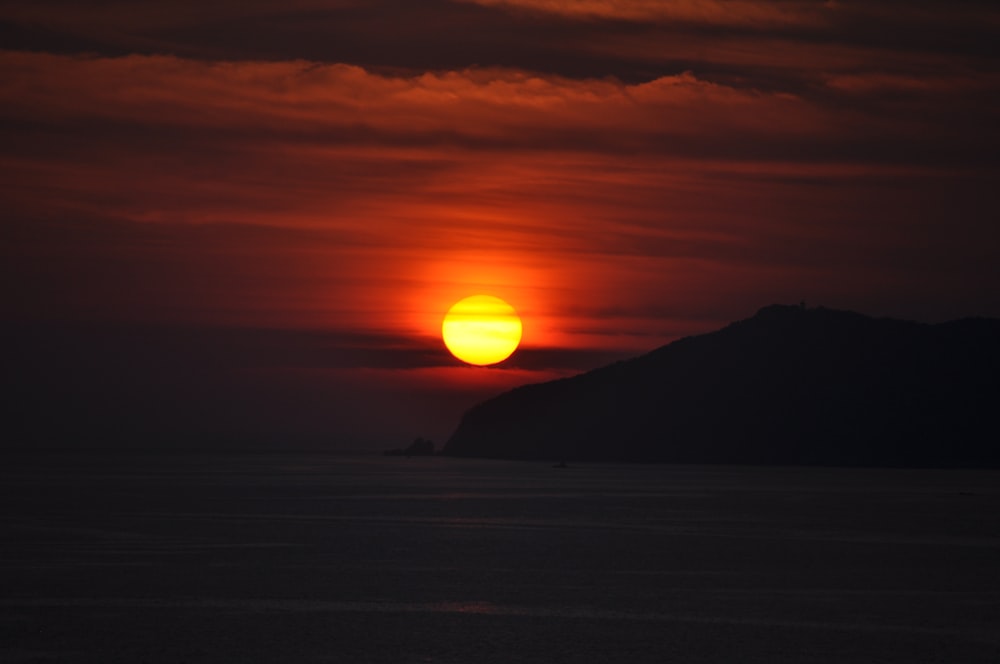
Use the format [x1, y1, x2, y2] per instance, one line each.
[443, 305, 1000, 467]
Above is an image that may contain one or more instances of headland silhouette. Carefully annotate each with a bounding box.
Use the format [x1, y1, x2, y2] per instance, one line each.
[444, 304, 1000, 467]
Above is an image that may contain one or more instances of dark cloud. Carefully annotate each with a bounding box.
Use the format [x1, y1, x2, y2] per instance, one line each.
[2, 319, 609, 449]
[3, 1, 997, 87]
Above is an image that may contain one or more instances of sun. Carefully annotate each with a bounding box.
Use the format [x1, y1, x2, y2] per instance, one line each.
[442, 295, 523, 366]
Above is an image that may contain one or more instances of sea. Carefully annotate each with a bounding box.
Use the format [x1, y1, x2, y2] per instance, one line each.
[2, 452, 998, 663]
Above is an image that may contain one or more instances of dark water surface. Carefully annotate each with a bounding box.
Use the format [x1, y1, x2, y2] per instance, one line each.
[2, 452, 998, 662]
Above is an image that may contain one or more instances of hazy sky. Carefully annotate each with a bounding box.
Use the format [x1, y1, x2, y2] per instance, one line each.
[3, 0, 999, 448]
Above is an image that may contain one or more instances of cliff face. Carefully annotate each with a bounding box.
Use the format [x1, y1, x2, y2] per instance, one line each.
[443, 305, 1000, 467]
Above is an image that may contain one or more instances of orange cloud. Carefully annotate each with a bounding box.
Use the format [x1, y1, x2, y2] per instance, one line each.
[457, 0, 832, 26]
[0, 51, 824, 148]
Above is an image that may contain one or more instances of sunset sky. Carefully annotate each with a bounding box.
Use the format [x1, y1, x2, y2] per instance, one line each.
[4, 0, 999, 449]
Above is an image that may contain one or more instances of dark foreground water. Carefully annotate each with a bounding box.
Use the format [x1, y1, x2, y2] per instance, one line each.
[2, 452, 998, 663]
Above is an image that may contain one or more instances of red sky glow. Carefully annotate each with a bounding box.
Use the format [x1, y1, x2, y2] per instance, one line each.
[3, 0, 998, 448]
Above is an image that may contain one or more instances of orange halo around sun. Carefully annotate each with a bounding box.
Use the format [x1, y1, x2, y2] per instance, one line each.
[442, 295, 523, 365]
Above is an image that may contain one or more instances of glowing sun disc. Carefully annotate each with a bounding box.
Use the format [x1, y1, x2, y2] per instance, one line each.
[442, 295, 522, 366]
